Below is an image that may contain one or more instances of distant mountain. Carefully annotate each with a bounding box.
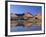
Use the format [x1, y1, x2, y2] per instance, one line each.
[10, 12, 42, 27]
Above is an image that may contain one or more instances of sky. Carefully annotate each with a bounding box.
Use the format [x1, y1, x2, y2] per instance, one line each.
[10, 5, 42, 15]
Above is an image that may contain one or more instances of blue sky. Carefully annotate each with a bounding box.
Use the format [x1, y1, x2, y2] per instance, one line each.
[10, 5, 42, 15]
